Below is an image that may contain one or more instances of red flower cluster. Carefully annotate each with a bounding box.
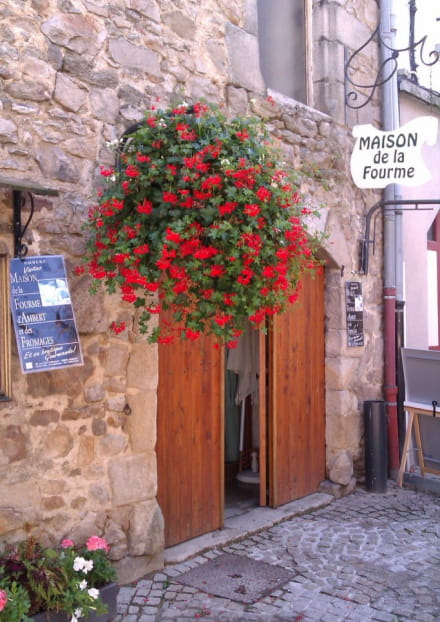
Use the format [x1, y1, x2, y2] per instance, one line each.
[84, 102, 321, 346]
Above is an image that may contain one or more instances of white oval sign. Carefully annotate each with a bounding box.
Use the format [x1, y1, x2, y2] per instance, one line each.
[350, 116, 438, 188]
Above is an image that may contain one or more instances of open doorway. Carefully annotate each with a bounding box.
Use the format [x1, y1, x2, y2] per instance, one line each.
[224, 327, 261, 518]
[157, 270, 325, 548]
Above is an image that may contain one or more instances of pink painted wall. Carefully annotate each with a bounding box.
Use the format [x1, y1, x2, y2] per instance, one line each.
[399, 84, 440, 348]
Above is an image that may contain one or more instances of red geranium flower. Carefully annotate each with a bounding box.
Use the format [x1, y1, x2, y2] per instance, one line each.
[137, 199, 153, 214]
[210, 265, 225, 277]
[125, 164, 140, 177]
[163, 192, 178, 203]
[133, 244, 149, 255]
[244, 204, 260, 217]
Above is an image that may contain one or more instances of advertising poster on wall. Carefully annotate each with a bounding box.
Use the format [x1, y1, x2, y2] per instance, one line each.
[345, 281, 364, 347]
[10, 255, 83, 373]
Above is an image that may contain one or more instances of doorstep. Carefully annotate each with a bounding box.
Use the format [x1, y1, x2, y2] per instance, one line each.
[164, 492, 333, 565]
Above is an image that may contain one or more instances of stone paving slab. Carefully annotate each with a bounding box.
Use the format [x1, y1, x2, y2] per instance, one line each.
[176, 552, 295, 604]
[114, 482, 440, 621]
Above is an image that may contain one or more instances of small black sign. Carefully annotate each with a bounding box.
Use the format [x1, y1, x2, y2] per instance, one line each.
[345, 281, 364, 347]
[10, 255, 83, 373]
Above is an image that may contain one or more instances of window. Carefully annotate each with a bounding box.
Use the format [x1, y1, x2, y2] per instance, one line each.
[257, 0, 310, 104]
[427, 212, 440, 349]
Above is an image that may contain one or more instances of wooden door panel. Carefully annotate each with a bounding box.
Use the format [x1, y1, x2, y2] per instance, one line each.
[269, 271, 325, 507]
[157, 328, 223, 547]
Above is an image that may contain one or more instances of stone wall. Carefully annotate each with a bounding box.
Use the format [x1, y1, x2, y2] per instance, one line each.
[0, 0, 383, 580]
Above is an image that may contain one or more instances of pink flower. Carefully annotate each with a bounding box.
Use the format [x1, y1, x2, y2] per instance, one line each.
[61, 538, 75, 548]
[86, 536, 109, 552]
[0, 590, 8, 612]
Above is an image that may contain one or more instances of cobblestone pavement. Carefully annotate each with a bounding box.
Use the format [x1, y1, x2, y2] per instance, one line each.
[115, 482, 440, 621]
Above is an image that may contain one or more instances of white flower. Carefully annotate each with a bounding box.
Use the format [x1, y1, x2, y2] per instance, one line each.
[73, 557, 86, 572]
[71, 608, 83, 622]
[88, 588, 99, 600]
[79, 580, 87, 590]
[73, 556, 94, 574]
[82, 559, 94, 574]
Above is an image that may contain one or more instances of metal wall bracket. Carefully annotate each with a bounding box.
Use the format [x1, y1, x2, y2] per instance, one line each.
[13, 190, 34, 258]
[360, 198, 440, 274]
[0, 176, 59, 259]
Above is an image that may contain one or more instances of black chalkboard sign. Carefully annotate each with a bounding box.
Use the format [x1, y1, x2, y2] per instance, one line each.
[345, 281, 364, 347]
[10, 255, 83, 373]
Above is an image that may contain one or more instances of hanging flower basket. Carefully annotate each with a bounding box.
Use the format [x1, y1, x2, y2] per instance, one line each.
[83, 101, 322, 347]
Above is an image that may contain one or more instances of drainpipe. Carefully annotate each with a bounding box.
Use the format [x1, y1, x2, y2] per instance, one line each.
[380, 0, 400, 475]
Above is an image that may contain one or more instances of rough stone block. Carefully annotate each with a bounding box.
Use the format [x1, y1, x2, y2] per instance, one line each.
[44, 425, 74, 458]
[103, 518, 128, 561]
[125, 391, 156, 452]
[0, 506, 26, 534]
[84, 383, 105, 403]
[326, 389, 358, 417]
[127, 343, 157, 391]
[108, 38, 161, 77]
[328, 449, 353, 485]
[105, 394, 126, 412]
[54, 73, 88, 112]
[99, 433, 128, 457]
[90, 87, 119, 123]
[326, 412, 362, 452]
[42, 495, 65, 511]
[0, 479, 42, 513]
[0, 118, 18, 143]
[105, 343, 130, 377]
[108, 453, 157, 506]
[128, 499, 164, 556]
[78, 435, 95, 466]
[70, 275, 108, 334]
[30, 409, 60, 426]
[226, 24, 265, 93]
[0, 425, 28, 462]
[163, 11, 196, 39]
[41, 14, 106, 57]
[113, 552, 164, 585]
[70, 511, 101, 544]
[326, 357, 360, 390]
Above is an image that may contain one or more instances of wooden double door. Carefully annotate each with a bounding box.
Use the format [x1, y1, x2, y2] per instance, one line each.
[157, 270, 325, 547]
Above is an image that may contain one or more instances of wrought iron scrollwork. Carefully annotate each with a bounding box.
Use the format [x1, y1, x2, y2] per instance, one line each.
[345, 24, 440, 110]
[13, 190, 34, 258]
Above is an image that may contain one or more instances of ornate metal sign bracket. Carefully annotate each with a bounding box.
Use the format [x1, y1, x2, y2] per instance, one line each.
[13, 190, 35, 258]
[0, 176, 59, 259]
[345, 23, 440, 111]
